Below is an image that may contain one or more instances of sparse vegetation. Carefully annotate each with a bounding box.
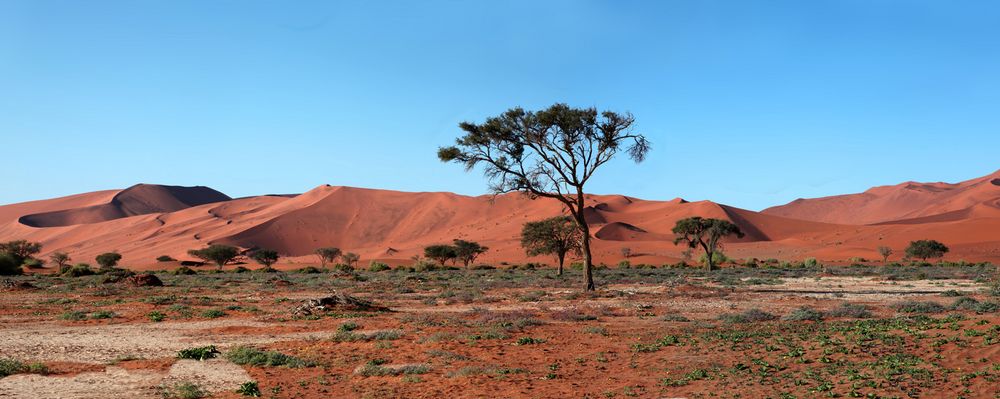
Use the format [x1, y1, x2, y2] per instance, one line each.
[177, 346, 219, 361]
[225, 346, 313, 368]
[520, 216, 582, 276]
[315, 247, 342, 268]
[187, 245, 240, 270]
[905, 240, 949, 261]
[95, 252, 122, 269]
[673, 217, 745, 271]
[249, 249, 279, 268]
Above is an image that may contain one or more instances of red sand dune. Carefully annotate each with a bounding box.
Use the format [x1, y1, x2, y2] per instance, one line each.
[2, 171, 1000, 269]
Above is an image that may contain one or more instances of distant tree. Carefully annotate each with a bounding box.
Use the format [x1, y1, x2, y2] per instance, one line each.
[520, 216, 582, 276]
[453, 240, 489, 269]
[0, 254, 21, 276]
[250, 249, 279, 268]
[621, 247, 632, 261]
[672, 217, 745, 271]
[50, 252, 72, 273]
[424, 245, 458, 266]
[905, 240, 949, 261]
[156, 255, 176, 262]
[877, 246, 893, 264]
[95, 252, 122, 270]
[0, 240, 42, 265]
[188, 245, 240, 270]
[339, 252, 359, 268]
[438, 104, 651, 291]
[315, 247, 342, 268]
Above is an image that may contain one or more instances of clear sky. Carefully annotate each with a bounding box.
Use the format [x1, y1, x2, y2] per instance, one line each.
[2, 1, 999, 210]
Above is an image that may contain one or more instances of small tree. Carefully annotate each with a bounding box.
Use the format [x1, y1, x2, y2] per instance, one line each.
[905, 240, 949, 261]
[424, 245, 458, 266]
[50, 252, 72, 273]
[95, 252, 122, 270]
[672, 217, 745, 271]
[188, 245, 240, 270]
[250, 249, 279, 268]
[877, 246, 893, 264]
[453, 240, 489, 269]
[315, 247, 342, 268]
[341, 252, 360, 268]
[438, 104, 650, 291]
[621, 247, 632, 261]
[520, 216, 582, 276]
[0, 240, 42, 265]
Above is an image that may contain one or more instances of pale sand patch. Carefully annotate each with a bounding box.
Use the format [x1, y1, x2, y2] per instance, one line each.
[0, 359, 250, 399]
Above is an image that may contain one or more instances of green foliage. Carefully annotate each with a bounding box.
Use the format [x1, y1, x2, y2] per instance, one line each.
[424, 244, 458, 266]
[314, 247, 342, 267]
[0, 253, 22, 276]
[672, 217, 744, 271]
[201, 309, 226, 318]
[161, 382, 207, 399]
[718, 308, 777, 324]
[249, 249, 279, 267]
[0, 358, 26, 378]
[697, 252, 729, 267]
[95, 252, 122, 269]
[148, 311, 166, 322]
[187, 245, 240, 269]
[0, 240, 42, 265]
[453, 239, 489, 268]
[520, 216, 582, 272]
[61, 263, 94, 277]
[904, 240, 949, 261]
[236, 381, 261, 397]
[177, 346, 219, 361]
[825, 303, 873, 319]
[173, 266, 197, 275]
[515, 337, 546, 345]
[783, 306, 824, 322]
[225, 346, 313, 368]
[893, 300, 946, 314]
[341, 252, 360, 267]
[368, 261, 391, 272]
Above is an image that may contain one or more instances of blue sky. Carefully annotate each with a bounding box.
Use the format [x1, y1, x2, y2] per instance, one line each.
[2, 1, 998, 210]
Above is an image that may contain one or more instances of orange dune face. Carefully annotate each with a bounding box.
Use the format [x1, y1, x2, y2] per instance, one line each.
[2, 171, 1000, 269]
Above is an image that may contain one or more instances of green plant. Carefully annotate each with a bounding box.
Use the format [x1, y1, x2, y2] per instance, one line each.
[173, 266, 197, 275]
[0, 253, 22, 276]
[187, 245, 240, 270]
[825, 303, 872, 319]
[95, 252, 122, 269]
[236, 381, 261, 397]
[368, 261, 391, 272]
[894, 300, 946, 314]
[60, 310, 87, 321]
[161, 382, 207, 399]
[515, 337, 546, 345]
[62, 263, 95, 277]
[148, 311, 167, 322]
[201, 309, 226, 318]
[90, 310, 116, 319]
[718, 308, 777, 324]
[177, 346, 219, 361]
[783, 306, 823, 322]
[225, 346, 313, 367]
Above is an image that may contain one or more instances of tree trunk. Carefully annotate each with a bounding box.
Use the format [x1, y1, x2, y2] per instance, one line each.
[557, 253, 565, 276]
[582, 229, 595, 290]
[701, 242, 715, 272]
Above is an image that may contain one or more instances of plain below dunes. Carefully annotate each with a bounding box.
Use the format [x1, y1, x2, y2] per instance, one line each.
[2, 172, 1000, 268]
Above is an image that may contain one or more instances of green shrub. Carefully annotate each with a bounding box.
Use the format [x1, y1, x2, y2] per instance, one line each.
[825, 303, 872, 319]
[90, 310, 116, 319]
[177, 346, 219, 361]
[356, 360, 431, 376]
[0, 358, 25, 378]
[161, 382, 207, 399]
[368, 261, 391, 272]
[515, 337, 546, 345]
[236, 381, 261, 397]
[718, 308, 776, 324]
[232, 266, 251, 273]
[201, 309, 226, 318]
[941, 289, 964, 297]
[173, 266, 197, 275]
[62, 263, 94, 277]
[0, 254, 22, 276]
[148, 311, 167, 322]
[225, 346, 313, 368]
[60, 310, 87, 321]
[295, 266, 323, 274]
[783, 306, 823, 321]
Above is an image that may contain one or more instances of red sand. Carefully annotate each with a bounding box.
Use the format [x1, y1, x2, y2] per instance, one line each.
[2, 170, 1000, 268]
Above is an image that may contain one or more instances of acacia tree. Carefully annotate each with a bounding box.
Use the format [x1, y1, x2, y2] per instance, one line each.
[188, 244, 240, 270]
[0, 240, 42, 265]
[315, 247, 342, 268]
[250, 249, 280, 269]
[905, 240, 948, 261]
[520, 216, 582, 276]
[439, 104, 650, 290]
[453, 240, 488, 269]
[341, 252, 360, 268]
[672, 217, 744, 271]
[50, 252, 72, 273]
[95, 252, 122, 270]
[877, 246, 893, 264]
[424, 245, 458, 266]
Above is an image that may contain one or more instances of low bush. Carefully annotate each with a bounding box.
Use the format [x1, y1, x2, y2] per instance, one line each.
[782, 306, 823, 322]
[177, 346, 219, 361]
[893, 300, 946, 314]
[295, 266, 323, 274]
[825, 303, 872, 319]
[62, 263, 94, 277]
[173, 266, 197, 275]
[235, 381, 261, 397]
[0, 254, 22, 276]
[225, 346, 313, 368]
[161, 382, 207, 399]
[718, 308, 777, 324]
[368, 261, 391, 272]
[0, 358, 47, 378]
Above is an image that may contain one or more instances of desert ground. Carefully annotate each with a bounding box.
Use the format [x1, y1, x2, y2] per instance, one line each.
[2, 264, 999, 398]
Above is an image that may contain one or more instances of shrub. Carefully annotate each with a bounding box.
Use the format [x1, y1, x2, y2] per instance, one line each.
[22, 258, 44, 269]
[161, 382, 207, 399]
[803, 258, 819, 268]
[783, 306, 823, 321]
[515, 337, 546, 345]
[718, 308, 777, 324]
[825, 303, 872, 319]
[356, 360, 431, 376]
[148, 311, 167, 322]
[201, 309, 226, 318]
[941, 289, 964, 297]
[893, 300, 946, 314]
[236, 381, 261, 397]
[95, 252, 122, 269]
[0, 358, 25, 378]
[177, 346, 219, 361]
[232, 266, 251, 273]
[0, 254, 21, 276]
[90, 310, 116, 319]
[368, 261, 391, 272]
[60, 311, 87, 321]
[295, 266, 322, 274]
[904, 240, 949, 261]
[61, 263, 94, 277]
[156, 255, 177, 262]
[974, 301, 999, 313]
[173, 266, 197, 275]
[225, 346, 313, 367]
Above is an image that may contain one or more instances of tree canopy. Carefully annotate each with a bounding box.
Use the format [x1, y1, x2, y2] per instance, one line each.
[672, 217, 744, 271]
[188, 244, 240, 269]
[341, 252, 360, 267]
[315, 247, 342, 267]
[905, 240, 949, 261]
[250, 249, 280, 268]
[95, 252, 122, 269]
[0, 240, 42, 265]
[520, 216, 582, 275]
[453, 239, 488, 269]
[424, 245, 458, 266]
[438, 103, 650, 290]
[50, 252, 72, 272]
